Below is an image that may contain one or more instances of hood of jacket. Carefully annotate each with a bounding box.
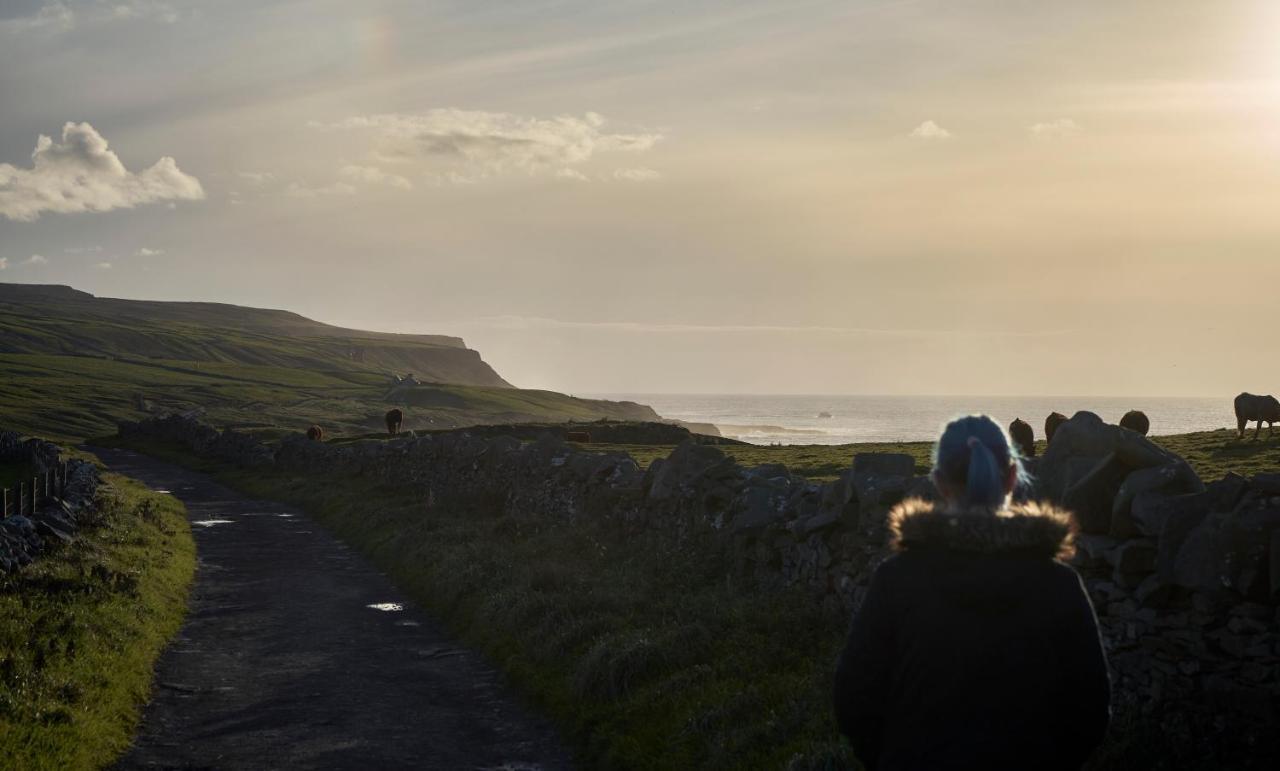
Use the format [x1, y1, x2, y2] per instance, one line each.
[889, 498, 1075, 561]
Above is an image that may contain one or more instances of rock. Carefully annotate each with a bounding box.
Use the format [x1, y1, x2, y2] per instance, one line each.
[1252, 473, 1280, 496]
[1135, 574, 1174, 608]
[1112, 463, 1204, 538]
[1108, 539, 1157, 574]
[1271, 530, 1280, 600]
[646, 441, 731, 501]
[1074, 534, 1119, 567]
[1131, 490, 1212, 539]
[852, 453, 915, 478]
[1036, 411, 1202, 534]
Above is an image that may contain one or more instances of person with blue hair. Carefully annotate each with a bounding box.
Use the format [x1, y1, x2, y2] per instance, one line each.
[833, 414, 1110, 770]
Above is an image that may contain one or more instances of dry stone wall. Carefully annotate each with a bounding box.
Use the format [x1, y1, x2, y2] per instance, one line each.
[118, 413, 1280, 751]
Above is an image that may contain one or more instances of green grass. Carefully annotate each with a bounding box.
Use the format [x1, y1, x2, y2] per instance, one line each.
[0, 469, 196, 770]
[581, 429, 1279, 484]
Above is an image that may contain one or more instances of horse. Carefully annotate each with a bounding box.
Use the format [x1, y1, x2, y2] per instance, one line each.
[566, 430, 591, 443]
[306, 425, 324, 442]
[385, 408, 403, 436]
[1234, 392, 1280, 440]
[1008, 418, 1035, 458]
[1119, 410, 1150, 436]
[1044, 412, 1068, 444]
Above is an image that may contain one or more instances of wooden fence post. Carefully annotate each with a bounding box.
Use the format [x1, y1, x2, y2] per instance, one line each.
[32, 476, 39, 513]
[19, 481, 27, 517]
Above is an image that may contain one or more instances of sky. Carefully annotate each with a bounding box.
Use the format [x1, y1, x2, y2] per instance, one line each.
[2, 0, 1279, 397]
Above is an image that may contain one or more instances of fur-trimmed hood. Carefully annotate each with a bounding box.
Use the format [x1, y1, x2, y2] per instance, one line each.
[889, 498, 1075, 561]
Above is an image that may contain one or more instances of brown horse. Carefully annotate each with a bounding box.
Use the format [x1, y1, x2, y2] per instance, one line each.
[1119, 410, 1150, 436]
[1235, 392, 1280, 440]
[1044, 412, 1068, 444]
[306, 425, 324, 442]
[1008, 418, 1035, 458]
[385, 408, 403, 436]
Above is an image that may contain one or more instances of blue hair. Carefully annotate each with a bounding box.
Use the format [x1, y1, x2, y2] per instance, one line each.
[932, 414, 1029, 508]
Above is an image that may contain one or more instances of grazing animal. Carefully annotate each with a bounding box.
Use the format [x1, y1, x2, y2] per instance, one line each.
[1008, 418, 1036, 458]
[306, 425, 324, 442]
[385, 408, 403, 436]
[566, 430, 591, 443]
[1119, 410, 1150, 436]
[1044, 412, 1068, 444]
[1234, 392, 1280, 440]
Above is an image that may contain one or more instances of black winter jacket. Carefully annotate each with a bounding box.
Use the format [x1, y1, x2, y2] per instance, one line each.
[834, 499, 1110, 771]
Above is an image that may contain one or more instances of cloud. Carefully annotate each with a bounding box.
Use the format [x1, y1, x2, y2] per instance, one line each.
[613, 167, 661, 182]
[95, 261, 112, 269]
[316, 109, 661, 180]
[339, 164, 413, 190]
[1029, 118, 1081, 138]
[0, 258, 7, 270]
[0, 2, 73, 33]
[2, 1, 179, 33]
[0, 122, 204, 221]
[286, 181, 356, 198]
[25, 254, 48, 265]
[135, 247, 163, 256]
[909, 120, 952, 140]
[555, 168, 589, 181]
[236, 170, 275, 186]
[63, 245, 102, 253]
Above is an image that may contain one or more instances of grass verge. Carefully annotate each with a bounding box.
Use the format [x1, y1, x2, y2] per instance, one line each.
[0, 469, 196, 770]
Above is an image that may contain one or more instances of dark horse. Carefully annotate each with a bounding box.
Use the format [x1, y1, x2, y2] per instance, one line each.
[1044, 412, 1068, 444]
[306, 425, 324, 442]
[1235, 393, 1280, 440]
[385, 408, 403, 436]
[1119, 410, 1150, 436]
[1008, 418, 1035, 458]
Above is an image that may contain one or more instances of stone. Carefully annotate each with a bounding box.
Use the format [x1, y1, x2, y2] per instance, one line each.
[1063, 453, 1132, 534]
[1135, 574, 1174, 608]
[646, 441, 731, 501]
[1075, 534, 1120, 564]
[1130, 490, 1213, 540]
[1111, 462, 1203, 538]
[852, 453, 915, 478]
[1252, 473, 1280, 496]
[1271, 530, 1280, 600]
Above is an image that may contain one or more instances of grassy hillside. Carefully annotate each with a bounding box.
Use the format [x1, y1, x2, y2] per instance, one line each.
[0, 283, 507, 386]
[0, 283, 660, 440]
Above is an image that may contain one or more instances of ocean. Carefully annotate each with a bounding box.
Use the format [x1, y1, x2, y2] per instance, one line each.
[599, 394, 1234, 446]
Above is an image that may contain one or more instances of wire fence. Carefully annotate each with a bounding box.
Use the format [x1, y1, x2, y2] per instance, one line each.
[1, 461, 70, 519]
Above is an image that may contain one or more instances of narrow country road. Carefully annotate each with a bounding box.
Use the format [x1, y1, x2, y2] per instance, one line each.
[93, 447, 572, 771]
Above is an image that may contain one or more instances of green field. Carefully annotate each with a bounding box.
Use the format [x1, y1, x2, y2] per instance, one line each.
[0, 469, 195, 770]
[583, 428, 1279, 484]
[0, 283, 659, 440]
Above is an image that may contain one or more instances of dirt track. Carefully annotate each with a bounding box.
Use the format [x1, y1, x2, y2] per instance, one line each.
[95, 447, 571, 771]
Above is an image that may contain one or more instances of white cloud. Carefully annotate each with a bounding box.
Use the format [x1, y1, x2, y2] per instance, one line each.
[110, 1, 178, 24]
[316, 109, 661, 181]
[0, 122, 204, 222]
[63, 245, 102, 253]
[0, 2, 74, 33]
[95, 261, 112, 269]
[236, 170, 275, 186]
[25, 254, 48, 265]
[339, 164, 413, 190]
[909, 120, 952, 140]
[0, 257, 8, 270]
[613, 167, 661, 182]
[286, 181, 357, 198]
[555, 168, 589, 181]
[135, 247, 163, 256]
[1029, 118, 1081, 138]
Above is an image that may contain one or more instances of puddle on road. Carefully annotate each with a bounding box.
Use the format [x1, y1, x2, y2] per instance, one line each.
[366, 602, 404, 612]
[192, 519, 235, 527]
